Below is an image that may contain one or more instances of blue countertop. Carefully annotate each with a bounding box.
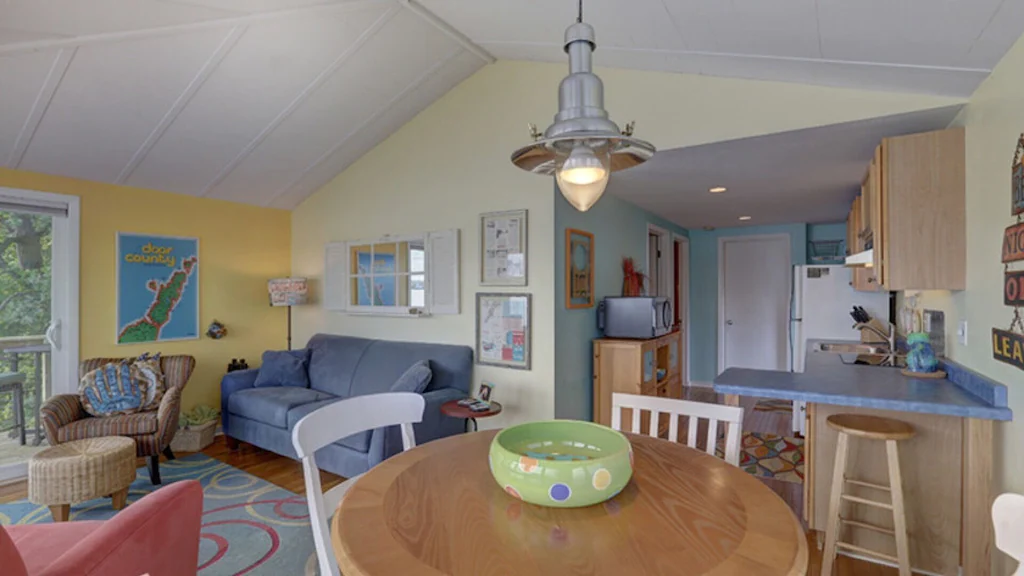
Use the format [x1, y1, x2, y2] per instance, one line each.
[713, 340, 1012, 421]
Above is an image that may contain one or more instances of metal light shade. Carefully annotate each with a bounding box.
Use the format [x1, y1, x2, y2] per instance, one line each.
[511, 20, 655, 211]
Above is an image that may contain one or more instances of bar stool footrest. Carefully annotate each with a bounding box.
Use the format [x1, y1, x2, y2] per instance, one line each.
[836, 541, 900, 564]
[840, 517, 896, 536]
[844, 477, 892, 492]
[841, 494, 893, 510]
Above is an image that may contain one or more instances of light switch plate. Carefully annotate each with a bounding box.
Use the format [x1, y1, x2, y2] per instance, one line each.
[957, 321, 968, 346]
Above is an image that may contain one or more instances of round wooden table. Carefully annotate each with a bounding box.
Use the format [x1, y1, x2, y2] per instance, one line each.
[332, 430, 808, 576]
[439, 400, 502, 432]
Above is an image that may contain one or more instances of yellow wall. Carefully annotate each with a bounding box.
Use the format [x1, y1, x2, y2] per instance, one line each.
[905, 32, 1024, 574]
[0, 168, 291, 412]
[291, 59, 961, 428]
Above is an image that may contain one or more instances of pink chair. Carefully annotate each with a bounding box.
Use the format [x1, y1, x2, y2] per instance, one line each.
[1, 480, 203, 576]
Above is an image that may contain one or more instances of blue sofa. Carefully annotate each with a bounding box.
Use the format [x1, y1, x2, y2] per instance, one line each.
[220, 334, 471, 478]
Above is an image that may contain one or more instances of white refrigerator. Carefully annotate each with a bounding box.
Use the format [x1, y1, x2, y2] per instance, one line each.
[789, 265, 890, 434]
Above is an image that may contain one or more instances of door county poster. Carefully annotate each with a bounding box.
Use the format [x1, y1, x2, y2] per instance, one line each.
[117, 233, 199, 344]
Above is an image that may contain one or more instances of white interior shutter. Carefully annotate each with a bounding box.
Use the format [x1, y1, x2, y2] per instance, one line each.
[426, 229, 460, 315]
[324, 242, 349, 311]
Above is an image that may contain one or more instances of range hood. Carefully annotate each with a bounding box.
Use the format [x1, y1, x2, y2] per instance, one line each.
[845, 249, 874, 268]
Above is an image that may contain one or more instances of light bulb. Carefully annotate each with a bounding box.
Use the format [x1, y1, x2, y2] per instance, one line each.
[556, 145, 610, 212]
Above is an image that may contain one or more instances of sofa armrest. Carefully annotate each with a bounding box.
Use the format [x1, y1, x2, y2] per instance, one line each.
[220, 369, 259, 438]
[156, 387, 182, 450]
[368, 387, 466, 468]
[40, 394, 86, 446]
[39, 480, 203, 576]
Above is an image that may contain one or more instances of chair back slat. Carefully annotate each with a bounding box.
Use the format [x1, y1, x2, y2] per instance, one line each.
[610, 393, 744, 466]
[993, 493, 1024, 576]
[291, 392, 426, 576]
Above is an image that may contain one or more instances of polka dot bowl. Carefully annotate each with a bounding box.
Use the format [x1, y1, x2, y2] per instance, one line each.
[489, 420, 633, 508]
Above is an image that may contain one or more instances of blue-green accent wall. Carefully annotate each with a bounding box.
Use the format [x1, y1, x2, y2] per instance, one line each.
[687, 224, 808, 383]
[553, 190, 687, 420]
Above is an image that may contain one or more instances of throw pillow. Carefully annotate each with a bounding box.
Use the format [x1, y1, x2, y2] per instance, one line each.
[253, 349, 311, 388]
[389, 360, 433, 394]
[133, 352, 165, 411]
[79, 361, 146, 417]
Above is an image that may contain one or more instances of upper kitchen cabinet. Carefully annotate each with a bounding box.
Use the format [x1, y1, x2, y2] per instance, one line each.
[847, 128, 966, 291]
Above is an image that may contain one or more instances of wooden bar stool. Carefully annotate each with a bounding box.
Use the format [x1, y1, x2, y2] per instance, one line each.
[821, 414, 916, 576]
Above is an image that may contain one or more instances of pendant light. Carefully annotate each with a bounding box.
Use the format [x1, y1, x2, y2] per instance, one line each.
[511, 0, 656, 212]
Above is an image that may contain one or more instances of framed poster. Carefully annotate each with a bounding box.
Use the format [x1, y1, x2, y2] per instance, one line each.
[565, 228, 594, 309]
[117, 233, 199, 344]
[480, 210, 527, 286]
[476, 293, 531, 370]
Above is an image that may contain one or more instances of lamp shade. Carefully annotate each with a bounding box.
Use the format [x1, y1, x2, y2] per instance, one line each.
[268, 278, 308, 307]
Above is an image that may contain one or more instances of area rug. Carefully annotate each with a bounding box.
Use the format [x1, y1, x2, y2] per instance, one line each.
[0, 454, 317, 576]
[753, 399, 794, 413]
[719, 431, 804, 484]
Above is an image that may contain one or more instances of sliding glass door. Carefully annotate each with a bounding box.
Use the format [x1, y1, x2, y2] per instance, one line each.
[0, 188, 78, 482]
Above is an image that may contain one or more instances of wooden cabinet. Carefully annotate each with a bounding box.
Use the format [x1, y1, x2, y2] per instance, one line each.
[593, 331, 682, 435]
[847, 128, 966, 291]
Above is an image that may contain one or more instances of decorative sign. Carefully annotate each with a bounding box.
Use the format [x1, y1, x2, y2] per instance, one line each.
[1014, 133, 1024, 216]
[1006, 271, 1024, 306]
[566, 228, 594, 309]
[1003, 222, 1024, 263]
[993, 329, 1024, 370]
[117, 233, 199, 344]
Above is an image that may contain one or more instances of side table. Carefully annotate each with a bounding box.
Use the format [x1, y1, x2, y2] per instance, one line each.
[440, 400, 502, 432]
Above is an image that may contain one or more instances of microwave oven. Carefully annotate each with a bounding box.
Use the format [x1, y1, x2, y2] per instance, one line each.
[597, 297, 673, 339]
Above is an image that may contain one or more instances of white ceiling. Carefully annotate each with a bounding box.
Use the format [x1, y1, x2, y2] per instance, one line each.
[609, 105, 964, 229]
[0, 0, 1021, 209]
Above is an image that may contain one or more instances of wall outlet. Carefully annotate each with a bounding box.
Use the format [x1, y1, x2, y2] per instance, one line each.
[957, 320, 968, 346]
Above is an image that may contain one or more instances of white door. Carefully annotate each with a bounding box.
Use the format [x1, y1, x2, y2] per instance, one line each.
[719, 235, 790, 373]
[676, 236, 689, 385]
[0, 188, 79, 482]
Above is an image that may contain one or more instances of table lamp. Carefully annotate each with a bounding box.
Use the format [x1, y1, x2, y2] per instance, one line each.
[268, 278, 308, 350]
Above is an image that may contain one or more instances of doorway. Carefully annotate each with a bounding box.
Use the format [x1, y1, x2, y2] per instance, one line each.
[0, 188, 79, 482]
[718, 234, 790, 374]
[674, 235, 690, 385]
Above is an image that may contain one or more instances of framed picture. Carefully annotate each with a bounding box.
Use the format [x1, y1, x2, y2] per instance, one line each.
[476, 293, 531, 370]
[478, 381, 495, 402]
[480, 210, 527, 286]
[565, 228, 594, 308]
[116, 233, 199, 344]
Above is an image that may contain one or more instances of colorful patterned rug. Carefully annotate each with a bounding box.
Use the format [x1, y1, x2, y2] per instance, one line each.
[719, 431, 804, 484]
[753, 399, 794, 413]
[0, 454, 317, 575]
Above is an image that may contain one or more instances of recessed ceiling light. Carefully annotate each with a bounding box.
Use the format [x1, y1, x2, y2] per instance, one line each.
[709, 187, 727, 193]
[738, 216, 752, 221]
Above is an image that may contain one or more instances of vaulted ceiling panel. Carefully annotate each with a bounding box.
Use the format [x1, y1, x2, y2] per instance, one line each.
[206, 8, 462, 205]
[160, 0, 370, 14]
[268, 48, 483, 209]
[816, 0, 1005, 68]
[125, 6, 391, 196]
[18, 30, 231, 184]
[660, 0, 821, 58]
[0, 28, 68, 46]
[0, 0, 240, 37]
[0, 50, 62, 166]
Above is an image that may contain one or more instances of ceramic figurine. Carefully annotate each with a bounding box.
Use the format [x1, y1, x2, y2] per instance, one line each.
[906, 332, 939, 373]
[206, 320, 227, 339]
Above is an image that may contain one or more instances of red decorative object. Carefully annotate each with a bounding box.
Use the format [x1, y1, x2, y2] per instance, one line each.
[621, 257, 647, 296]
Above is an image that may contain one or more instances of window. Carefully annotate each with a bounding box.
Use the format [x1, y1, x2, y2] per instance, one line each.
[324, 230, 459, 316]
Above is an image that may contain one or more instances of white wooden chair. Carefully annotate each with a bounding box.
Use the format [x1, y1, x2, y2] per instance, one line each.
[291, 392, 426, 576]
[610, 392, 744, 466]
[993, 492, 1024, 576]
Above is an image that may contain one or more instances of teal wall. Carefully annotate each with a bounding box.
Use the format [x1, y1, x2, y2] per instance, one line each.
[687, 223, 808, 383]
[808, 222, 846, 242]
[553, 190, 687, 420]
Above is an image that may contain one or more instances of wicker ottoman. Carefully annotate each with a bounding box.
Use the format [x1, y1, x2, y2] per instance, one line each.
[28, 436, 137, 522]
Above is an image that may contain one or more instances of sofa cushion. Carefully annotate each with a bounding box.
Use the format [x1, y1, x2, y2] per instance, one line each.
[285, 399, 372, 453]
[390, 360, 433, 394]
[228, 387, 334, 429]
[254, 349, 310, 388]
[57, 412, 158, 443]
[306, 335, 374, 397]
[78, 361, 146, 417]
[349, 340, 472, 398]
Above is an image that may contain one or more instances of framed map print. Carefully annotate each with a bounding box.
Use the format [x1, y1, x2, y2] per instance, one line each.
[117, 233, 199, 344]
[565, 228, 594, 309]
[476, 293, 531, 370]
[480, 210, 527, 286]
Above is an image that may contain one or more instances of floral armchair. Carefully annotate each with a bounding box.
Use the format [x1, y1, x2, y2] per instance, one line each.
[40, 355, 196, 485]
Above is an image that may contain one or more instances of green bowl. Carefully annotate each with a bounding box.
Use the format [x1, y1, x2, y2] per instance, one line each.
[489, 420, 633, 508]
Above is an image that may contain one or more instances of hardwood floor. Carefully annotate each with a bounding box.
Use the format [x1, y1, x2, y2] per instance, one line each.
[1, 429, 895, 574]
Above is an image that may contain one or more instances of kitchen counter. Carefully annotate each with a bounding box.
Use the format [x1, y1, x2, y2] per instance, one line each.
[713, 339, 1012, 421]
